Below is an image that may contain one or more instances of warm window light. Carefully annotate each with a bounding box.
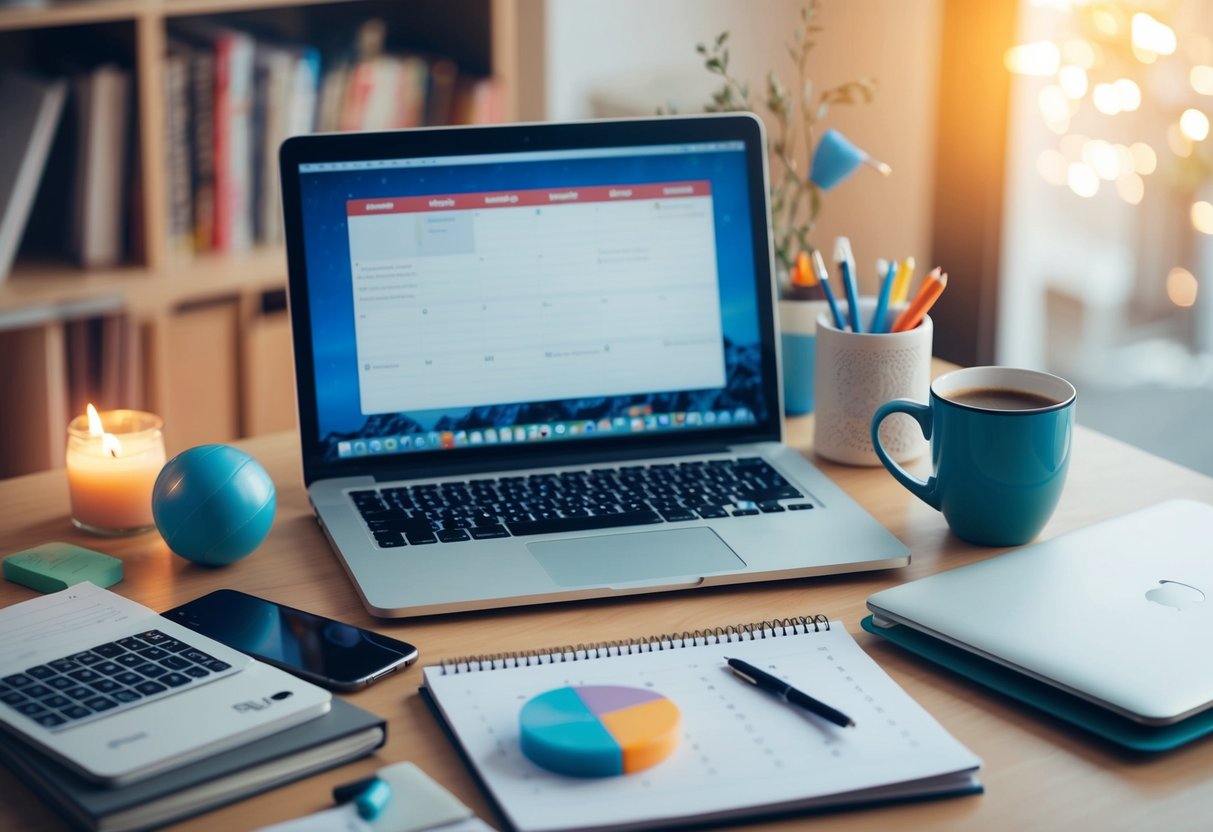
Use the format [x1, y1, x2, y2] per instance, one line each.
[1005, 41, 1061, 76]
[1193, 66, 1213, 96]
[1092, 9, 1120, 36]
[1058, 65, 1088, 98]
[1063, 39, 1096, 69]
[1083, 139, 1120, 180]
[1115, 172, 1144, 205]
[1092, 83, 1121, 115]
[1180, 108, 1210, 142]
[1060, 133, 1089, 159]
[1130, 142, 1157, 174]
[1037, 149, 1068, 185]
[1192, 201, 1213, 235]
[1166, 267, 1198, 308]
[1114, 79, 1141, 112]
[1168, 124, 1194, 157]
[1039, 85, 1072, 123]
[1067, 162, 1100, 197]
[1131, 13, 1177, 56]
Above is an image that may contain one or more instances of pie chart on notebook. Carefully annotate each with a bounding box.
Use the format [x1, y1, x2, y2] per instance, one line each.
[519, 685, 681, 777]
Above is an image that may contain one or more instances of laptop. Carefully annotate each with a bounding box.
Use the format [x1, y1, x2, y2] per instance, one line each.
[278, 113, 908, 618]
[0, 582, 331, 785]
[867, 500, 1213, 726]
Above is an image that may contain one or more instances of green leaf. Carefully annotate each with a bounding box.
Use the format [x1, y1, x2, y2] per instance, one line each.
[717, 31, 729, 47]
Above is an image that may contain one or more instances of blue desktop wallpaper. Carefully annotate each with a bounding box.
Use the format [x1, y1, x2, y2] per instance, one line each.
[297, 148, 767, 459]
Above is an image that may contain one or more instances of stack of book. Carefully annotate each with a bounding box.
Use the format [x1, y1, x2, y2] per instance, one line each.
[1, 697, 386, 832]
[165, 17, 502, 258]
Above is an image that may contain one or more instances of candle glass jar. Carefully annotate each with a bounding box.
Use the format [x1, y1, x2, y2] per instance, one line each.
[66, 410, 166, 536]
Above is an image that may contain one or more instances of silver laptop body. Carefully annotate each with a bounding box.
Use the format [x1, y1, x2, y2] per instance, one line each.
[279, 114, 908, 617]
[868, 500, 1213, 725]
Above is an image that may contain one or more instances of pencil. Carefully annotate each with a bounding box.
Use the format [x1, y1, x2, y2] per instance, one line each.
[811, 250, 847, 330]
[891, 256, 916, 306]
[891, 268, 947, 332]
[870, 259, 897, 333]
[834, 237, 861, 333]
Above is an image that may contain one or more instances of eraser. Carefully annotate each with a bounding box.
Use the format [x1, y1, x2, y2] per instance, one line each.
[3, 542, 123, 593]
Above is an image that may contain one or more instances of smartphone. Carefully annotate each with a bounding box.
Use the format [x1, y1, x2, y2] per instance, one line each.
[163, 589, 418, 691]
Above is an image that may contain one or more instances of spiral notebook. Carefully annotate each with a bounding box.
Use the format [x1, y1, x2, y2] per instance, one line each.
[420, 616, 982, 832]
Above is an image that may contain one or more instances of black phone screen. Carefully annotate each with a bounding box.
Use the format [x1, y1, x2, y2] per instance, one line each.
[164, 589, 417, 689]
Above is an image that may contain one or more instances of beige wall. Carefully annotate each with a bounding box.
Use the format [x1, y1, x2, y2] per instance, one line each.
[537, 0, 944, 294]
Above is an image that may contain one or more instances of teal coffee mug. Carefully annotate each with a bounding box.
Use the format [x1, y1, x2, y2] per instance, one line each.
[870, 366, 1076, 546]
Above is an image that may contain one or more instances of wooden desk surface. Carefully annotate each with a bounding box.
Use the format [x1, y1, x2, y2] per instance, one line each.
[2, 417, 1213, 831]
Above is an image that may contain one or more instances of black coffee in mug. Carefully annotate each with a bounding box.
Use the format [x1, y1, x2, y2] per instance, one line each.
[944, 387, 1062, 411]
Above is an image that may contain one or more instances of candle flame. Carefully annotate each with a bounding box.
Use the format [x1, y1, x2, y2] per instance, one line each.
[102, 432, 123, 458]
[86, 403, 103, 436]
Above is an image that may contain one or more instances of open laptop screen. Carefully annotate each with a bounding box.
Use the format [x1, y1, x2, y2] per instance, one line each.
[281, 116, 778, 482]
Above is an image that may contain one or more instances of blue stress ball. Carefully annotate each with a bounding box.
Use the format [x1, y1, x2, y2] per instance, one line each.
[152, 445, 276, 566]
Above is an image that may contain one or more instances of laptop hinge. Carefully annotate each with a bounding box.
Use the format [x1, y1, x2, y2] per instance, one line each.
[370, 442, 734, 481]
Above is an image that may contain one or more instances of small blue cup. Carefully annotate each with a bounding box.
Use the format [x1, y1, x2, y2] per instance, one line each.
[871, 366, 1076, 546]
[779, 299, 830, 415]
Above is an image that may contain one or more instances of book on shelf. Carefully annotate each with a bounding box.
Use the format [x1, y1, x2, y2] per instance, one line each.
[0, 70, 68, 283]
[0, 696, 386, 832]
[161, 17, 501, 259]
[70, 64, 132, 269]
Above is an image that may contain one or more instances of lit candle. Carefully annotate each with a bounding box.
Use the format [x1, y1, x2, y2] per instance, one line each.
[65, 404, 166, 535]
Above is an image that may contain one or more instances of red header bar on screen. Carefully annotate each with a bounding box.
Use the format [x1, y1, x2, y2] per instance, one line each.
[346, 181, 712, 216]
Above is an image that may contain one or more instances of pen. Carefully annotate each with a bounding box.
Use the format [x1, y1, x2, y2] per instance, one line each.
[870, 259, 897, 333]
[834, 237, 861, 332]
[811, 249, 847, 331]
[891, 267, 947, 333]
[725, 657, 856, 728]
[890, 255, 916, 306]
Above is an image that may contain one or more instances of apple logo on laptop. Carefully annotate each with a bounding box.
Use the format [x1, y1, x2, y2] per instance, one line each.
[1145, 580, 1206, 611]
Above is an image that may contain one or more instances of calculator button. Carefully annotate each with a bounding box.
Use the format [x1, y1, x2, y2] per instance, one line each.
[138, 647, 169, 661]
[63, 686, 94, 701]
[112, 689, 142, 703]
[159, 639, 191, 653]
[82, 696, 118, 713]
[182, 649, 215, 664]
[134, 681, 168, 696]
[161, 656, 190, 671]
[116, 654, 143, 667]
[202, 659, 231, 672]
[46, 676, 75, 690]
[34, 713, 66, 728]
[93, 661, 124, 676]
[0, 691, 25, 706]
[22, 684, 52, 700]
[25, 665, 56, 679]
[68, 669, 102, 684]
[159, 673, 191, 688]
[15, 701, 47, 717]
[47, 659, 80, 673]
[42, 695, 71, 710]
[137, 630, 170, 644]
[69, 652, 103, 666]
[117, 671, 148, 685]
[133, 664, 167, 679]
[92, 679, 122, 694]
[91, 643, 125, 658]
[61, 705, 91, 720]
[1, 674, 33, 688]
[184, 666, 211, 679]
[116, 637, 144, 651]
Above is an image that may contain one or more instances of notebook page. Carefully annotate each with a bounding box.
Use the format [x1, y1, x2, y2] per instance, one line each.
[422, 623, 981, 832]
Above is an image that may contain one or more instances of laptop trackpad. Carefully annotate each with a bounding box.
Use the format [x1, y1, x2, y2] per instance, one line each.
[528, 527, 745, 589]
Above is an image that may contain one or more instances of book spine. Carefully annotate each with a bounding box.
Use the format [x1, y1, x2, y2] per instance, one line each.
[190, 49, 216, 254]
[164, 51, 193, 257]
[434, 615, 831, 674]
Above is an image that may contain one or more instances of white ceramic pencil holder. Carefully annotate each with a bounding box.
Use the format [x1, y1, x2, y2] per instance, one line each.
[813, 298, 932, 466]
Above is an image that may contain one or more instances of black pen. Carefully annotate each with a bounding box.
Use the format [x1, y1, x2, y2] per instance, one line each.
[725, 657, 856, 728]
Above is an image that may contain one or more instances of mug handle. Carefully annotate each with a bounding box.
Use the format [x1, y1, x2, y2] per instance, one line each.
[870, 399, 940, 509]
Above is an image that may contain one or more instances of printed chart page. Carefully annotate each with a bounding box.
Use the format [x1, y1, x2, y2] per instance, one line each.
[422, 623, 982, 832]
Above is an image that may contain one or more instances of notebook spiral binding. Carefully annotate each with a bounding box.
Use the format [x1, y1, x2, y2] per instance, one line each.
[438, 614, 830, 674]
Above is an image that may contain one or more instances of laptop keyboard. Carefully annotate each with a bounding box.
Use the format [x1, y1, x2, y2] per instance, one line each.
[352, 457, 814, 548]
[0, 629, 236, 732]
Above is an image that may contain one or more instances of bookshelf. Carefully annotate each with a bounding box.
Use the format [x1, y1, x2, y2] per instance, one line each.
[0, 0, 531, 479]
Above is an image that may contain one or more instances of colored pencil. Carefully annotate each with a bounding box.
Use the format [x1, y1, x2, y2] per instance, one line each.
[834, 237, 861, 333]
[891, 256, 916, 305]
[811, 249, 847, 330]
[870, 259, 897, 333]
[891, 268, 947, 332]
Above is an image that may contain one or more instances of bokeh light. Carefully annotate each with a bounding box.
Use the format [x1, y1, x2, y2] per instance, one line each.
[1192, 201, 1213, 235]
[1166, 267, 1198, 308]
[1129, 142, 1157, 174]
[1180, 108, 1210, 141]
[1006, 41, 1061, 76]
[1067, 162, 1100, 197]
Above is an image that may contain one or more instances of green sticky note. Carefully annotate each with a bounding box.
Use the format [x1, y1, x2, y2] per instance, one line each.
[3, 543, 123, 593]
